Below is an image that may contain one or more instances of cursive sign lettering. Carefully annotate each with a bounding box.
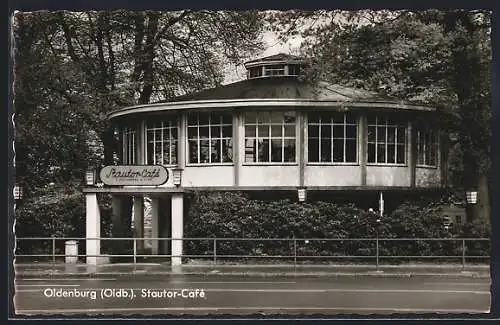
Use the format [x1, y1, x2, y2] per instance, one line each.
[99, 165, 169, 186]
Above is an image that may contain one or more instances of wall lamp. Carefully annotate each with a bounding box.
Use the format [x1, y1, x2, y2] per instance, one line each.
[85, 168, 96, 186]
[297, 187, 307, 202]
[172, 168, 183, 187]
[466, 190, 478, 204]
[14, 184, 23, 200]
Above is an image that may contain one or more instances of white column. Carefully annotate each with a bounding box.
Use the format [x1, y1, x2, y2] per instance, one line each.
[171, 193, 184, 266]
[133, 196, 144, 251]
[86, 193, 101, 265]
[150, 197, 160, 255]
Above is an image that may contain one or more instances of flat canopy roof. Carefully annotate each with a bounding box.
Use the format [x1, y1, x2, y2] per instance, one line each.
[109, 77, 436, 120]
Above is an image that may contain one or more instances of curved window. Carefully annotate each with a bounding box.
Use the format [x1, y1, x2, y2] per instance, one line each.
[146, 118, 178, 165]
[367, 116, 406, 165]
[122, 126, 136, 164]
[308, 112, 357, 163]
[244, 111, 296, 163]
[187, 112, 233, 164]
[416, 127, 438, 167]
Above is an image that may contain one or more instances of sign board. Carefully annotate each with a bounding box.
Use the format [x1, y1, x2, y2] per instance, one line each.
[99, 165, 169, 186]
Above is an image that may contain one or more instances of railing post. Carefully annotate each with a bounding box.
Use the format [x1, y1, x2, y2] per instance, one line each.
[376, 237, 380, 271]
[462, 239, 466, 271]
[293, 238, 297, 266]
[52, 236, 56, 264]
[213, 238, 217, 265]
[133, 238, 137, 265]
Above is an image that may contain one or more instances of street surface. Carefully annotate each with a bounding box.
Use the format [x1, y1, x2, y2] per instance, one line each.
[14, 275, 491, 316]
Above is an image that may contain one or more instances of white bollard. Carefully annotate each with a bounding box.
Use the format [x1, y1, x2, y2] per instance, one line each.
[65, 240, 78, 264]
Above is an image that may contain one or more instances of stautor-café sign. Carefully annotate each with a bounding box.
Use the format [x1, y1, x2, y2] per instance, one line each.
[99, 165, 169, 186]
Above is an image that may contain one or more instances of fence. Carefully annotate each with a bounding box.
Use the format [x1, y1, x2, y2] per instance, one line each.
[14, 237, 490, 270]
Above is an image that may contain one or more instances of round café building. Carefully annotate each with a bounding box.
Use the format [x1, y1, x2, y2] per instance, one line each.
[83, 53, 444, 265]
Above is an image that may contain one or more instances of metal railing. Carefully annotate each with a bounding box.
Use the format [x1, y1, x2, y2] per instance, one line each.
[14, 237, 490, 270]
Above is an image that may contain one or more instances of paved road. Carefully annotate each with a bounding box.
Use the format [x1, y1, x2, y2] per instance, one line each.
[13, 275, 491, 316]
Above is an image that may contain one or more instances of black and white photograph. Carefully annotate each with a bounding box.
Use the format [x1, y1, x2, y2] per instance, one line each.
[9, 8, 494, 318]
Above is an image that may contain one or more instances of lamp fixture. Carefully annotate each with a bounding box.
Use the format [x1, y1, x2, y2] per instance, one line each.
[85, 169, 96, 186]
[172, 168, 183, 187]
[466, 190, 478, 204]
[14, 184, 23, 200]
[297, 187, 307, 202]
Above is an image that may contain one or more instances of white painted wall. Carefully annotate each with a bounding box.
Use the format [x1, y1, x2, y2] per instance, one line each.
[305, 165, 362, 186]
[366, 166, 411, 187]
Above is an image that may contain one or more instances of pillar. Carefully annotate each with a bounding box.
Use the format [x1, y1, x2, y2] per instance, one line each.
[133, 196, 144, 251]
[359, 114, 367, 186]
[171, 193, 184, 266]
[150, 197, 160, 255]
[86, 193, 101, 265]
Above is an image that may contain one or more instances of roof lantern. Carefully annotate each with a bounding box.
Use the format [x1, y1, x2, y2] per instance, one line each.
[243, 53, 307, 79]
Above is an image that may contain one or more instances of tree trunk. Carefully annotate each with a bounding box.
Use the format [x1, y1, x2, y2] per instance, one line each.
[471, 172, 490, 224]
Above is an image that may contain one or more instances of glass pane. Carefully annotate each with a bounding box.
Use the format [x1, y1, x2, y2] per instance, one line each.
[170, 127, 178, 140]
[188, 140, 198, 163]
[346, 114, 357, 124]
[283, 111, 296, 123]
[387, 127, 396, 144]
[222, 126, 232, 138]
[258, 139, 270, 162]
[147, 142, 154, 165]
[321, 124, 332, 138]
[283, 139, 295, 162]
[210, 140, 221, 163]
[284, 125, 295, 137]
[199, 140, 209, 163]
[221, 113, 233, 124]
[198, 112, 210, 125]
[429, 144, 436, 166]
[332, 114, 344, 124]
[187, 113, 198, 125]
[346, 125, 357, 139]
[245, 112, 258, 124]
[271, 125, 282, 137]
[321, 139, 332, 162]
[387, 144, 396, 163]
[245, 125, 256, 137]
[377, 127, 386, 143]
[245, 139, 256, 162]
[368, 143, 376, 163]
[155, 142, 162, 164]
[346, 139, 357, 162]
[155, 130, 162, 141]
[257, 112, 270, 124]
[377, 144, 386, 163]
[271, 139, 282, 162]
[308, 113, 320, 124]
[367, 126, 376, 142]
[170, 142, 177, 164]
[188, 127, 198, 139]
[211, 126, 221, 138]
[333, 125, 343, 138]
[222, 139, 233, 162]
[397, 144, 405, 163]
[397, 127, 406, 144]
[308, 139, 319, 162]
[258, 125, 269, 138]
[308, 125, 319, 138]
[163, 141, 170, 164]
[270, 112, 283, 123]
[367, 115, 377, 125]
[333, 139, 344, 162]
[199, 126, 209, 139]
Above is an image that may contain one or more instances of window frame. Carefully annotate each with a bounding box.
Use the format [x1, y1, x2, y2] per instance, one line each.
[186, 111, 234, 166]
[416, 125, 439, 168]
[366, 115, 407, 166]
[306, 112, 359, 165]
[243, 111, 298, 165]
[145, 117, 178, 166]
[122, 125, 137, 165]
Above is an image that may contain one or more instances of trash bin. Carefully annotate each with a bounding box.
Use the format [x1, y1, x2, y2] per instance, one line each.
[65, 240, 78, 264]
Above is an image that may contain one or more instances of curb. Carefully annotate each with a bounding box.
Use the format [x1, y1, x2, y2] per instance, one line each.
[15, 271, 490, 279]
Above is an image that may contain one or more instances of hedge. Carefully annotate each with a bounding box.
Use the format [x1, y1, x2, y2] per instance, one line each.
[184, 192, 490, 262]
